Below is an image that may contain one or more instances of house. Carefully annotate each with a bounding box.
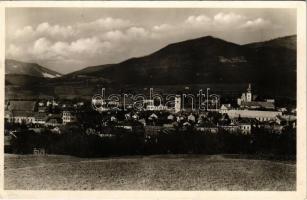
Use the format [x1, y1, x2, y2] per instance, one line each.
[195, 121, 218, 133]
[138, 118, 146, 126]
[183, 121, 191, 127]
[46, 115, 62, 126]
[219, 104, 232, 114]
[10, 111, 35, 124]
[271, 123, 284, 134]
[176, 115, 186, 122]
[219, 123, 240, 133]
[110, 116, 117, 122]
[50, 127, 61, 134]
[167, 114, 175, 121]
[62, 111, 77, 124]
[6, 100, 37, 124]
[187, 113, 196, 122]
[125, 113, 131, 120]
[238, 123, 252, 134]
[34, 112, 48, 124]
[132, 114, 139, 120]
[148, 113, 158, 120]
[77, 102, 84, 106]
[278, 107, 288, 113]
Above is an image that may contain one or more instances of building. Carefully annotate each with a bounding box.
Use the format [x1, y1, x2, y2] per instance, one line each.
[174, 95, 181, 113]
[34, 113, 48, 124]
[220, 104, 232, 114]
[46, 116, 62, 127]
[220, 109, 282, 122]
[237, 84, 275, 110]
[219, 123, 240, 133]
[238, 123, 252, 134]
[5, 100, 37, 124]
[62, 111, 77, 124]
[38, 105, 48, 113]
[240, 101, 275, 110]
[8, 111, 35, 124]
[237, 83, 252, 105]
[7, 100, 37, 112]
[146, 104, 169, 111]
[167, 114, 175, 121]
[187, 113, 196, 122]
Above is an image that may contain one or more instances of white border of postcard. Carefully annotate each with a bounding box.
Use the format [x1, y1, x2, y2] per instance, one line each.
[0, 1, 305, 200]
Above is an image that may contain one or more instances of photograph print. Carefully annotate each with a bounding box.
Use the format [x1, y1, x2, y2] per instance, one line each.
[3, 4, 303, 193]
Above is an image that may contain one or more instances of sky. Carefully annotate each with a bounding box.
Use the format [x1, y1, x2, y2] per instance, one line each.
[6, 8, 296, 74]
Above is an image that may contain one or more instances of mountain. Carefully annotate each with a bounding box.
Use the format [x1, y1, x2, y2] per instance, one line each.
[66, 36, 257, 84]
[5, 35, 297, 100]
[66, 35, 296, 96]
[5, 59, 61, 78]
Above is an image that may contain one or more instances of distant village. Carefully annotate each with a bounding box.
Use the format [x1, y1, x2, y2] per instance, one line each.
[5, 84, 297, 153]
[5, 84, 296, 134]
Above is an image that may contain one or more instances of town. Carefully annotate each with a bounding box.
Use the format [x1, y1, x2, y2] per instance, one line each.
[4, 84, 297, 156]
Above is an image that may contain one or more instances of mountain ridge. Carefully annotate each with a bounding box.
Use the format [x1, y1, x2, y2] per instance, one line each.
[5, 59, 62, 78]
[63, 35, 295, 86]
[5, 34, 297, 99]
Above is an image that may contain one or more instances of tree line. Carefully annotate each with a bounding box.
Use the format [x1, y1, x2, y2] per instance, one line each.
[6, 125, 296, 160]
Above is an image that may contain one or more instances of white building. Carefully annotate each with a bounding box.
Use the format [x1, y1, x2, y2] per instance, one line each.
[188, 113, 196, 122]
[220, 109, 282, 122]
[238, 123, 252, 134]
[220, 104, 232, 114]
[175, 95, 181, 113]
[146, 104, 168, 111]
[238, 83, 252, 105]
[237, 84, 275, 110]
[62, 111, 77, 124]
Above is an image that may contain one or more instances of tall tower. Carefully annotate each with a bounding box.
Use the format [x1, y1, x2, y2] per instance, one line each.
[246, 83, 252, 102]
[175, 95, 181, 113]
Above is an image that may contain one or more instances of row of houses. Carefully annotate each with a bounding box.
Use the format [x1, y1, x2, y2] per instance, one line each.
[5, 100, 78, 126]
[5, 111, 77, 126]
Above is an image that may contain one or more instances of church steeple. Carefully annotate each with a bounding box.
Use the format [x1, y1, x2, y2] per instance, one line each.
[247, 83, 252, 93]
[246, 83, 252, 102]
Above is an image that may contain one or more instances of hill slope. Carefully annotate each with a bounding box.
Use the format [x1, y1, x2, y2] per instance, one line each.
[5, 59, 61, 78]
[244, 35, 296, 50]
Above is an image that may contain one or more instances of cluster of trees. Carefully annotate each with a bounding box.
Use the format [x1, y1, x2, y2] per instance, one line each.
[145, 128, 296, 158]
[7, 125, 296, 160]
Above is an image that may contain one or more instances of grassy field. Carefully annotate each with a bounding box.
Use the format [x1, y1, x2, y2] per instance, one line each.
[4, 154, 296, 190]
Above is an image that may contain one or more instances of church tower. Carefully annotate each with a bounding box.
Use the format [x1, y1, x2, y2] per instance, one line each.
[246, 83, 252, 102]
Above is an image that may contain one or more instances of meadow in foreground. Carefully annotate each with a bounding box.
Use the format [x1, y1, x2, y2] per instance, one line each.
[4, 154, 295, 190]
